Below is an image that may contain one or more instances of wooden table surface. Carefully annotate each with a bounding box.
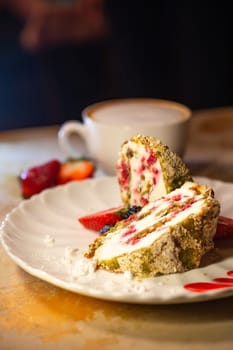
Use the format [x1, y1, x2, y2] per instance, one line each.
[0, 107, 233, 350]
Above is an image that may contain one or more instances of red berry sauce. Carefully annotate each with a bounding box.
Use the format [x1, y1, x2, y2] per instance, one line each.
[184, 271, 233, 293]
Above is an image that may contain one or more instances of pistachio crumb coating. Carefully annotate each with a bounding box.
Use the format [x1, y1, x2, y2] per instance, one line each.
[116, 135, 192, 206]
[85, 182, 220, 279]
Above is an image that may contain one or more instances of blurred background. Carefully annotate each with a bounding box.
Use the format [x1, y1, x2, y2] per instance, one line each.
[0, 0, 232, 130]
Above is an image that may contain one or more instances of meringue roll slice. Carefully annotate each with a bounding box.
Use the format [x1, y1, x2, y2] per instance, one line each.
[116, 135, 192, 207]
[85, 182, 220, 278]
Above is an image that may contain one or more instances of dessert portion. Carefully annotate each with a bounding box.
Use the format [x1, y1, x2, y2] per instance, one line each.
[85, 182, 220, 278]
[116, 135, 192, 206]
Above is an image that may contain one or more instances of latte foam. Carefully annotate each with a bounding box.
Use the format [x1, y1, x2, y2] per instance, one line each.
[87, 100, 189, 126]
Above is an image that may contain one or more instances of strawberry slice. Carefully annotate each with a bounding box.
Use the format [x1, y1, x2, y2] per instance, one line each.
[19, 159, 61, 198]
[78, 205, 142, 232]
[57, 158, 95, 184]
[78, 206, 125, 231]
[215, 215, 233, 239]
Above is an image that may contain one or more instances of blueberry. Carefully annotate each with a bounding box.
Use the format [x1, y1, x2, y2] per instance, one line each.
[120, 205, 142, 219]
[99, 224, 115, 234]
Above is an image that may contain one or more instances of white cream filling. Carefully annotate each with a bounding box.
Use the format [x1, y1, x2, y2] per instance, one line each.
[94, 184, 207, 261]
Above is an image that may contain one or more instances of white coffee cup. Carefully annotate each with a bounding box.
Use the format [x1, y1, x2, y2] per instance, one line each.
[58, 98, 191, 175]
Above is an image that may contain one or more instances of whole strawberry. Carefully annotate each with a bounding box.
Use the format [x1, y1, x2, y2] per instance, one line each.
[215, 216, 233, 239]
[19, 159, 61, 198]
[57, 158, 95, 184]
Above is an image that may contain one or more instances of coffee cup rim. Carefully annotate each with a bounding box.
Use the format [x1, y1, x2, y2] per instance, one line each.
[82, 98, 192, 126]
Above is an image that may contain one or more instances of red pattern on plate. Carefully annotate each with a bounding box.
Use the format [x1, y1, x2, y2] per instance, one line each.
[184, 270, 233, 293]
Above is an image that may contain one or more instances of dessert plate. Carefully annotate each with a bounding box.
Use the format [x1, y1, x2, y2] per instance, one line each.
[1, 176, 233, 304]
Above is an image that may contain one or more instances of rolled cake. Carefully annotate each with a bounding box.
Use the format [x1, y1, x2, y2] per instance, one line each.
[85, 182, 220, 278]
[116, 135, 192, 206]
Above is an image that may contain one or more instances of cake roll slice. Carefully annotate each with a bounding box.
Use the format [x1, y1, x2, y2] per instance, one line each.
[116, 134, 192, 206]
[85, 182, 220, 278]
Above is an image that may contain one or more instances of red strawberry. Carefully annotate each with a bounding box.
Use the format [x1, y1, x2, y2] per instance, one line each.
[19, 159, 61, 198]
[57, 158, 95, 184]
[215, 216, 233, 239]
[78, 206, 125, 231]
[78, 205, 142, 232]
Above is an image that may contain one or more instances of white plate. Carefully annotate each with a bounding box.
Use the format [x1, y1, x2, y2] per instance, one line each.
[1, 176, 233, 304]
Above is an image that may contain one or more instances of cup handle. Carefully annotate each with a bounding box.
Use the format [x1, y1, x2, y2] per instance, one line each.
[58, 121, 88, 158]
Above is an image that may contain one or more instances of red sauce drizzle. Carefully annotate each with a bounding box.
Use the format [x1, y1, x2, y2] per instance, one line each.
[213, 278, 233, 283]
[184, 271, 233, 293]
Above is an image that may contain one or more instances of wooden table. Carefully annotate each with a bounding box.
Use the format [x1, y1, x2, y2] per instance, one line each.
[0, 107, 233, 350]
